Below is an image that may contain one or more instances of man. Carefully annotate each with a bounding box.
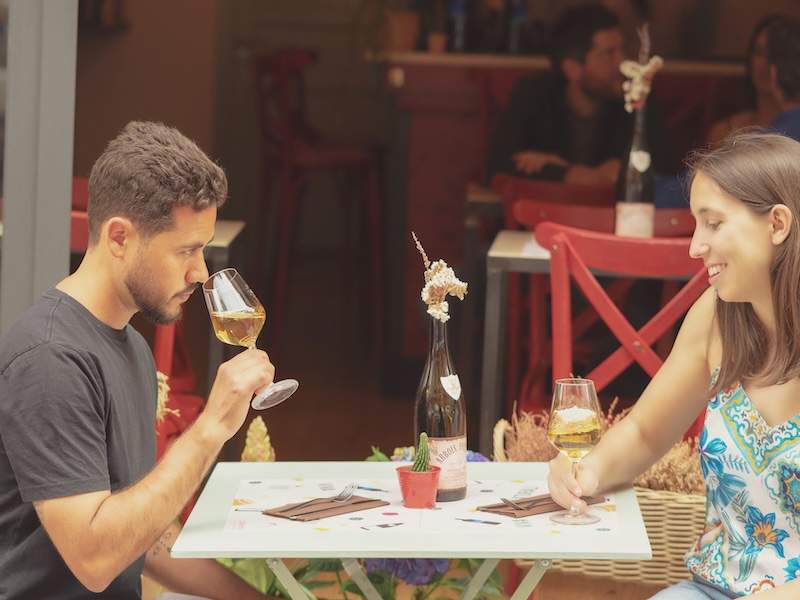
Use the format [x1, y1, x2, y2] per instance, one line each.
[768, 17, 800, 141]
[487, 3, 675, 184]
[0, 122, 276, 598]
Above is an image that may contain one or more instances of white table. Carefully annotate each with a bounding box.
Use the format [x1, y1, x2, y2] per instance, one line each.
[478, 231, 551, 454]
[172, 461, 651, 600]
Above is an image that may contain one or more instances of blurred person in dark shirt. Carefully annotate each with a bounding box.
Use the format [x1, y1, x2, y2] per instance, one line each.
[487, 2, 676, 184]
[767, 17, 800, 141]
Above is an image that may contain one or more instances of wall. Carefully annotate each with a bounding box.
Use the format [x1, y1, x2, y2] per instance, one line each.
[73, 0, 218, 176]
[213, 0, 390, 263]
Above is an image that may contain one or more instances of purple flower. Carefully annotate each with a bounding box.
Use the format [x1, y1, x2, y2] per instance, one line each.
[467, 450, 490, 462]
[364, 558, 449, 585]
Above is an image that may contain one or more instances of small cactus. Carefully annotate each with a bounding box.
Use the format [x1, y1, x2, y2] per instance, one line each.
[411, 432, 430, 472]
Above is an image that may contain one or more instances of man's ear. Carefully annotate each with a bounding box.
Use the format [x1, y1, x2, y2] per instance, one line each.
[769, 204, 793, 245]
[561, 57, 583, 83]
[105, 217, 136, 258]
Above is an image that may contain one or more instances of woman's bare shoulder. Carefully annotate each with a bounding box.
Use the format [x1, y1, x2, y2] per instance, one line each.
[678, 287, 720, 366]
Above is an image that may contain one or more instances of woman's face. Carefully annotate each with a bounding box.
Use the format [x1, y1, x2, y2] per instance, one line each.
[751, 29, 772, 96]
[689, 172, 775, 304]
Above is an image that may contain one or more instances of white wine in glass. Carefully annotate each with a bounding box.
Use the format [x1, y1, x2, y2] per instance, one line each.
[203, 268, 298, 410]
[547, 378, 603, 525]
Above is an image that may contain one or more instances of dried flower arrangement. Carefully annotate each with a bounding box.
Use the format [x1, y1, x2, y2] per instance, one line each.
[620, 24, 663, 113]
[155, 371, 179, 422]
[412, 232, 467, 323]
[496, 399, 704, 495]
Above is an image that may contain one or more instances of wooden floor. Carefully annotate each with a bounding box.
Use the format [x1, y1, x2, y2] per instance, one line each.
[143, 252, 669, 599]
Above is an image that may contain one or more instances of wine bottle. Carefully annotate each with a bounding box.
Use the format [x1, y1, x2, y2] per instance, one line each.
[414, 317, 467, 501]
[507, 0, 526, 54]
[447, 0, 467, 53]
[615, 106, 655, 237]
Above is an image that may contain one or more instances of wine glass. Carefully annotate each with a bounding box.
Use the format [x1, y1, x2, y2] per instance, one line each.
[546, 378, 603, 525]
[202, 268, 298, 410]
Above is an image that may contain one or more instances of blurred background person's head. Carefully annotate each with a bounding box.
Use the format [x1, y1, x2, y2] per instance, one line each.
[767, 17, 800, 109]
[549, 3, 625, 100]
[746, 15, 782, 107]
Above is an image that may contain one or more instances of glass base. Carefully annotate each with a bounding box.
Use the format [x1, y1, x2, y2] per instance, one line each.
[251, 378, 299, 410]
[549, 509, 601, 526]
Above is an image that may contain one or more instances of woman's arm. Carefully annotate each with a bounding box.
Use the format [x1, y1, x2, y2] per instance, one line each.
[549, 287, 718, 511]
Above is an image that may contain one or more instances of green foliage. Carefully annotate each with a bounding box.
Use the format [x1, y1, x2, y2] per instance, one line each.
[365, 446, 390, 461]
[412, 432, 430, 472]
[216, 557, 341, 598]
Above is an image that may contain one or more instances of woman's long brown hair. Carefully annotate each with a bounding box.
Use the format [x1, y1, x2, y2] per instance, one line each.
[687, 131, 800, 395]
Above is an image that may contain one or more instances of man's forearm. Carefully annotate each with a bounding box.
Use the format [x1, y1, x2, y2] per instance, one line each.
[86, 418, 224, 585]
[144, 521, 273, 600]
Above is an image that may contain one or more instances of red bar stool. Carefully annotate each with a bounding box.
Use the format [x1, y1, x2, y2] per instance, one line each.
[249, 48, 383, 352]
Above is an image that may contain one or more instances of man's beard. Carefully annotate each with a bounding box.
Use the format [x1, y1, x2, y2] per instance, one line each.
[125, 264, 190, 325]
[581, 77, 622, 102]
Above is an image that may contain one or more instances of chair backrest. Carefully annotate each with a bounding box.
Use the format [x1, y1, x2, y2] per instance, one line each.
[250, 48, 317, 159]
[72, 176, 89, 211]
[534, 222, 708, 436]
[70, 211, 89, 253]
[492, 174, 615, 228]
[513, 200, 696, 237]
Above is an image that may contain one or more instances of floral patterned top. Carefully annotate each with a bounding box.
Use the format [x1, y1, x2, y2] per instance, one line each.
[685, 372, 800, 596]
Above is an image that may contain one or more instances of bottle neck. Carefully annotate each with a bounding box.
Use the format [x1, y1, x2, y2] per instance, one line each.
[631, 106, 647, 151]
[427, 317, 453, 372]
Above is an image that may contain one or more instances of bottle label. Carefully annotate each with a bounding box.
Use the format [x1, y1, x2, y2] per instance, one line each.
[615, 202, 655, 238]
[428, 435, 467, 490]
[439, 374, 461, 400]
[629, 150, 651, 173]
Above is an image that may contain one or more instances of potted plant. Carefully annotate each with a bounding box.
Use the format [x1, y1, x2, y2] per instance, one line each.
[396, 432, 440, 508]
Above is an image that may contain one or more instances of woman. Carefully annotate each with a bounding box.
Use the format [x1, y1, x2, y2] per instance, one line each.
[548, 131, 800, 599]
[706, 16, 783, 146]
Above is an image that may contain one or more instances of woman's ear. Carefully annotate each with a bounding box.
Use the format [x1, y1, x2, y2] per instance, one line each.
[769, 204, 793, 245]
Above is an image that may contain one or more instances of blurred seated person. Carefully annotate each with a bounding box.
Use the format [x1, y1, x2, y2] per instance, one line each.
[706, 15, 783, 146]
[487, 3, 677, 185]
[768, 17, 800, 141]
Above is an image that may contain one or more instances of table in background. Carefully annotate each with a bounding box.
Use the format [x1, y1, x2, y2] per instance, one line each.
[172, 461, 651, 600]
[478, 231, 550, 455]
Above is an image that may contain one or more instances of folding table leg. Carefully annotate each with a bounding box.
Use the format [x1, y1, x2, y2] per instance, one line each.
[510, 559, 551, 600]
[461, 558, 500, 600]
[342, 558, 383, 600]
[266, 558, 309, 600]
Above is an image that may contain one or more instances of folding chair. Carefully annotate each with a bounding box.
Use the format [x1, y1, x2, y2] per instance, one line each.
[511, 200, 695, 412]
[534, 222, 707, 439]
[490, 175, 616, 413]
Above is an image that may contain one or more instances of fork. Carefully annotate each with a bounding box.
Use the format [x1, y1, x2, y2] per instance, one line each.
[500, 497, 527, 510]
[290, 482, 357, 511]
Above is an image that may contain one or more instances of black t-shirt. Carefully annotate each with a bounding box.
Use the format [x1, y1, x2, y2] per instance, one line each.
[0, 289, 156, 599]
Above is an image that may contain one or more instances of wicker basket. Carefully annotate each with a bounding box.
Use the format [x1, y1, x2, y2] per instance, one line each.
[493, 419, 707, 586]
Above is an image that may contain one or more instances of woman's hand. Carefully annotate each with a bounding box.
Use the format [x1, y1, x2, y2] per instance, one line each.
[547, 451, 600, 514]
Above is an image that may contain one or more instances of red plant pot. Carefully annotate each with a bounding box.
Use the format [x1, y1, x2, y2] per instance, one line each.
[396, 465, 441, 509]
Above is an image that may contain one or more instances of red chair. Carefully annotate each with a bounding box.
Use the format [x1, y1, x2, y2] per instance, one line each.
[490, 175, 616, 413]
[534, 222, 707, 439]
[511, 201, 695, 410]
[250, 48, 382, 351]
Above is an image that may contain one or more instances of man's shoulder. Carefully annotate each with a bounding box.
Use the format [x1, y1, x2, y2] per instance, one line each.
[0, 290, 93, 374]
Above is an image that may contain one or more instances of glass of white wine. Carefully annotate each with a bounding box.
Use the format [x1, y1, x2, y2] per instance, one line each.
[202, 268, 298, 410]
[546, 378, 603, 525]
